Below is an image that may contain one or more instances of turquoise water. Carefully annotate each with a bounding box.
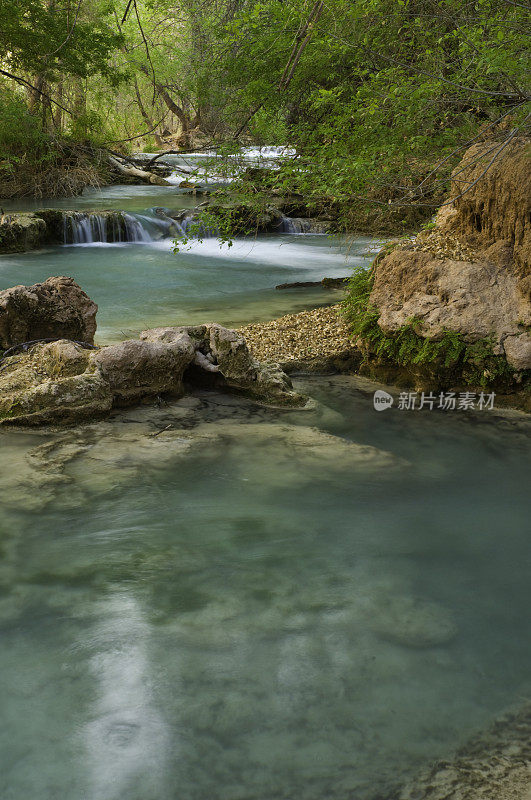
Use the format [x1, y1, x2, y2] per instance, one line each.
[0, 184, 530, 800]
[0, 234, 373, 341]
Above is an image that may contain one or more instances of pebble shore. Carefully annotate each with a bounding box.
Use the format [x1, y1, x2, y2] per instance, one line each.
[239, 303, 357, 367]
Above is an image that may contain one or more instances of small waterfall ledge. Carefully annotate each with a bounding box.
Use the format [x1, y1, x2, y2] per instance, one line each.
[0, 208, 329, 253]
[62, 210, 181, 244]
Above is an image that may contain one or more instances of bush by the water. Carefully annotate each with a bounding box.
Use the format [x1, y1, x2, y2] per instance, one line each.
[0, 89, 110, 198]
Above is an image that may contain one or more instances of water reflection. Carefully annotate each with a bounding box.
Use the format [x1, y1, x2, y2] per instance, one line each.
[84, 592, 171, 800]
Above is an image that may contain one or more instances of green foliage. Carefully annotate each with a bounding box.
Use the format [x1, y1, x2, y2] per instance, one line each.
[0, 0, 122, 82]
[1, 0, 529, 208]
[342, 264, 515, 387]
[192, 0, 530, 232]
[0, 88, 109, 198]
[172, 207, 233, 252]
[0, 90, 49, 164]
[68, 110, 107, 146]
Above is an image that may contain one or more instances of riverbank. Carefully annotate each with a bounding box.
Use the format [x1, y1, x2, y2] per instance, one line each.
[239, 304, 357, 372]
[240, 301, 531, 411]
[398, 702, 531, 800]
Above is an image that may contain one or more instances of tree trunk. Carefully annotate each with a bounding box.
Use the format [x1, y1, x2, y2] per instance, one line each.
[138, 66, 192, 146]
[133, 78, 164, 147]
[73, 77, 86, 117]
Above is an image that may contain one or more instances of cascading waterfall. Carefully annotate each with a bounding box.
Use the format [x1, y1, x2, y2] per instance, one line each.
[64, 212, 108, 244]
[64, 211, 163, 244]
[62, 210, 314, 245]
[178, 213, 218, 239]
[279, 216, 312, 234]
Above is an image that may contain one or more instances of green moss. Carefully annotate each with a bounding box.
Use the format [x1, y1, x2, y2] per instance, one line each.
[342, 266, 516, 388]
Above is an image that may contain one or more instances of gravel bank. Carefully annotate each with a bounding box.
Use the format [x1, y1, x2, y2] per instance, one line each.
[399, 703, 531, 800]
[239, 303, 359, 370]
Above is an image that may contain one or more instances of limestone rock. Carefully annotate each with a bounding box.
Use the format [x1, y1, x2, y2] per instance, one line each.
[369, 138, 531, 373]
[0, 340, 112, 425]
[447, 137, 531, 276]
[0, 276, 98, 349]
[370, 248, 531, 369]
[0, 322, 306, 425]
[92, 337, 195, 403]
[0, 212, 47, 253]
[141, 323, 306, 406]
[503, 333, 531, 371]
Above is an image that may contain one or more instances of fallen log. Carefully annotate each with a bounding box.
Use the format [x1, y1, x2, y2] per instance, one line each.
[107, 155, 170, 186]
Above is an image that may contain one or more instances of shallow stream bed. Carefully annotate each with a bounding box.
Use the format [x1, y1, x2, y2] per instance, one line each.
[0, 183, 530, 800]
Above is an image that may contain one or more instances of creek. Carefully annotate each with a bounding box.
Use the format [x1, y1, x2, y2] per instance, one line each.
[0, 175, 530, 800]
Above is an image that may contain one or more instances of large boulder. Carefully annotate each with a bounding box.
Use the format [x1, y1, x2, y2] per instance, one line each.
[369, 138, 531, 371]
[370, 245, 531, 370]
[0, 276, 98, 349]
[141, 323, 306, 406]
[93, 337, 196, 404]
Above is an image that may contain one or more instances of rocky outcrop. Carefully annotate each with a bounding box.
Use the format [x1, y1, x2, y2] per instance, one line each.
[140, 323, 305, 406]
[0, 212, 47, 253]
[0, 276, 98, 349]
[447, 136, 530, 278]
[0, 339, 112, 425]
[0, 322, 305, 425]
[370, 244, 531, 370]
[369, 137, 531, 371]
[0, 209, 69, 252]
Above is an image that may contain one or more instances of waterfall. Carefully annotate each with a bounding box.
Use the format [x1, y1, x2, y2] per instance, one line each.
[62, 209, 314, 244]
[178, 213, 218, 239]
[63, 212, 167, 244]
[121, 214, 152, 243]
[279, 216, 312, 234]
[66, 212, 108, 244]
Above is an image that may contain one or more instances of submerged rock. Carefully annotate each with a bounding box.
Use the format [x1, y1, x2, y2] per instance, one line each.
[368, 595, 457, 648]
[186, 421, 409, 488]
[0, 276, 98, 349]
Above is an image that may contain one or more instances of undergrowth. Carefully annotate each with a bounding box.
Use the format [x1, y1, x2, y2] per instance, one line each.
[0, 89, 111, 198]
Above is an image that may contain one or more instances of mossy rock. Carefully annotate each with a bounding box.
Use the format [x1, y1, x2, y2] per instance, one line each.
[0, 340, 112, 425]
[0, 213, 47, 253]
